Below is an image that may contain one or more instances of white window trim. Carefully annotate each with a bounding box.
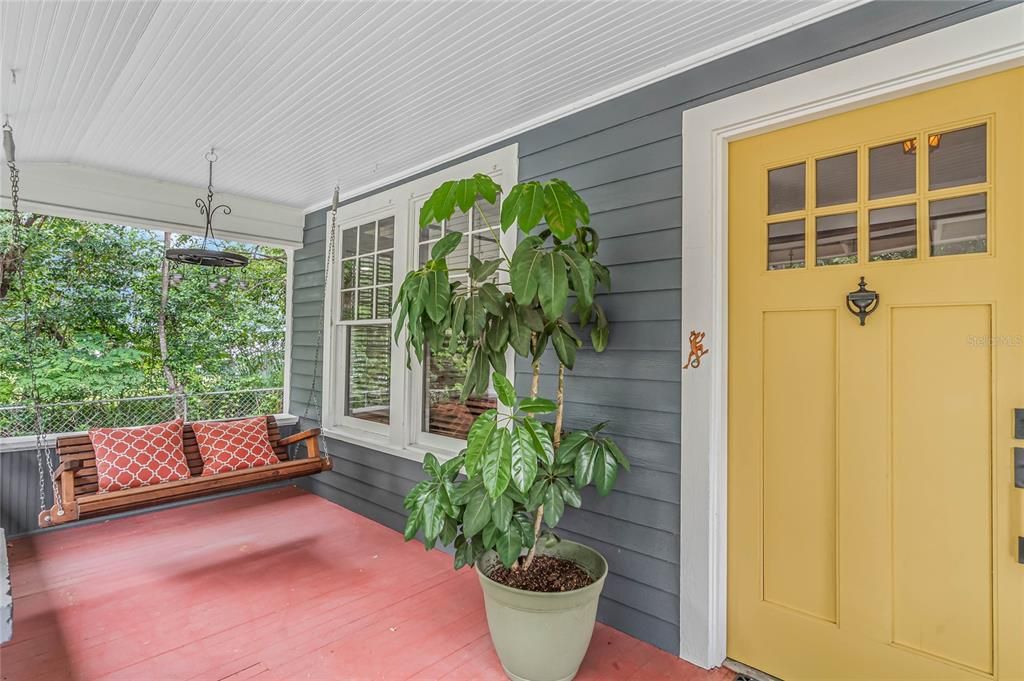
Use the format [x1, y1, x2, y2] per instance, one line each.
[678, 6, 1023, 670]
[321, 144, 519, 462]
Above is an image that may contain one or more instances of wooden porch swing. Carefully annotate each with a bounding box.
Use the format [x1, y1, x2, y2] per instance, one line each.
[4, 121, 338, 529]
[40, 417, 329, 527]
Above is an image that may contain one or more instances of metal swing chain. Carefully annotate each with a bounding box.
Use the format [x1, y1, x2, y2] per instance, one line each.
[4, 120, 62, 517]
[300, 186, 339, 461]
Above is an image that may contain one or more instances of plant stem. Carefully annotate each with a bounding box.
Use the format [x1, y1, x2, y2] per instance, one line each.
[523, 362, 563, 571]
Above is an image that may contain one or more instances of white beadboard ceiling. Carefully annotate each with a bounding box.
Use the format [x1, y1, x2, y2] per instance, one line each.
[0, 0, 861, 210]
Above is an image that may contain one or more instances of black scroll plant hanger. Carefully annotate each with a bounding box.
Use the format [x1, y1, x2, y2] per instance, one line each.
[165, 149, 249, 268]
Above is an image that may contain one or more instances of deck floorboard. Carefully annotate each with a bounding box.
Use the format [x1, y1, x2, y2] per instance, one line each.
[1, 487, 734, 680]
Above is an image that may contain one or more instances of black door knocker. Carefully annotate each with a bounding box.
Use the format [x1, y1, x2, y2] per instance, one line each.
[846, 276, 879, 326]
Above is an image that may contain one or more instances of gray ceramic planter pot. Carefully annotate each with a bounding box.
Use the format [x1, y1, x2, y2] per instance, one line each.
[476, 540, 608, 681]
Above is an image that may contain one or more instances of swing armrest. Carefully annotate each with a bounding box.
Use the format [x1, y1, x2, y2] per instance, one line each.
[278, 428, 320, 447]
[52, 459, 82, 482]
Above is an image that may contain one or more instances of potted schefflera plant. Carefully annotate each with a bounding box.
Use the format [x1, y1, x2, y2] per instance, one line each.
[396, 174, 629, 681]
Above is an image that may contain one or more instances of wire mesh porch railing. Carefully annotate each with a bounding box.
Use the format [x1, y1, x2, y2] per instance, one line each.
[0, 388, 284, 439]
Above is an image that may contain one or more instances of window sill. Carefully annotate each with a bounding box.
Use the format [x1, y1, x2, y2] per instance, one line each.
[320, 426, 463, 464]
[0, 413, 299, 454]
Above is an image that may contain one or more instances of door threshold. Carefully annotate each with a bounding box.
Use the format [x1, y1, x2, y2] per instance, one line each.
[724, 658, 784, 681]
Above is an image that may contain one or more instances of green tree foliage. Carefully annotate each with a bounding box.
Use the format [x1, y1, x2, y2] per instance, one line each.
[0, 211, 285, 404]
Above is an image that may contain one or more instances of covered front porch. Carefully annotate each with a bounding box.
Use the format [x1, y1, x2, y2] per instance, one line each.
[3, 487, 732, 681]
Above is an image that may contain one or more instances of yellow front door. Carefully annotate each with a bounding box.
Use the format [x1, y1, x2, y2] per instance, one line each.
[728, 68, 1024, 681]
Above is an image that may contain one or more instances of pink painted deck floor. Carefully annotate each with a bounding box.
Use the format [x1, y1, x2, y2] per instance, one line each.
[2, 487, 736, 681]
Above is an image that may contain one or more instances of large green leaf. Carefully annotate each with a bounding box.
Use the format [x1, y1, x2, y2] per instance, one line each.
[507, 304, 531, 357]
[517, 182, 546, 233]
[555, 431, 589, 464]
[510, 423, 539, 494]
[495, 527, 523, 568]
[551, 326, 578, 369]
[491, 493, 513, 531]
[500, 183, 524, 232]
[474, 173, 500, 204]
[449, 296, 466, 341]
[465, 409, 498, 476]
[478, 282, 505, 316]
[517, 397, 557, 414]
[492, 371, 516, 407]
[470, 256, 501, 282]
[521, 417, 554, 467]
[482, 427, 512, 499]
[519, 304, 545, 332]
[487, 313, 509, 352]
[463, 490, 491, 537]
[431, 231, 463, 260]
[543, 180, 578, 240]
[537, 252, 568, 319]
[574, 439, 598, 487]
[592, 442, 619, 496]
[421, 493, 445, 541]
[464, 294, 487, 337]
[455, 178, 476, 213]
[606, 438, 629, 471]
[510, 241, 543, 305]
[556, 478, 582, 508]
[553, 178, 590, 226]
[425, 269, 451, 323]
[543, 483, 565, 527]
[454, 539, 473, 569]
[561, 249, 594, 310]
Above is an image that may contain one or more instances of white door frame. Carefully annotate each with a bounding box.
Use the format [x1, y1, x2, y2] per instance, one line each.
[678, 5, 1024, 669]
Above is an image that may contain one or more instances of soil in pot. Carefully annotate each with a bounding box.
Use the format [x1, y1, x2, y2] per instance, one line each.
[486, 555, 595, 593]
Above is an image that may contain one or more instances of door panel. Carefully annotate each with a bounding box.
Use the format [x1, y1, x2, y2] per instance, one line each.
[727, 68, 1023, 681]
[762, 309, 838, 623]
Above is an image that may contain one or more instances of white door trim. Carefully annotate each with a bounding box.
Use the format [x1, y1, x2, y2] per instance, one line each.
[678, 5, 1024, 668]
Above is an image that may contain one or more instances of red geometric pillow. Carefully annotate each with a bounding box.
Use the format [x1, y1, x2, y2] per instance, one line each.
[90, 419, 191, 493]
[193, 416, 280, 476]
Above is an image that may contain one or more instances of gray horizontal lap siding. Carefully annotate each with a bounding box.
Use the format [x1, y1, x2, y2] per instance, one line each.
[291, 0, 1002, 655]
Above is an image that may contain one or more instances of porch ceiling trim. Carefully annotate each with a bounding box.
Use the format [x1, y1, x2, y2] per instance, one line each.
[1, 162, 304, 248]
[678, 4, 1023, 670]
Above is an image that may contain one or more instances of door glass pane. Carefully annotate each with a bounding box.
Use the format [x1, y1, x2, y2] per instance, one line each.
[342, 226, 358, 258]
[869, 141, 916, 199]
[929, 124, 986, 190]
[815, 213, 857, 266]
[768, 163, 805, 215]
[341, 259, 356, 288]
[358, 222, 376, 254]
[377, 251, 393, 285]
[423, 344, 496, 439]
[375, 286, 391, 319]
[356, 289, 374, 319]
[357, 256, 375, 288]
[869, 204, 917, 261]
[340, 290, 355, 320]
[929, 193, 987, 257]
[816, 152, 857, 207]
[377, 217, 395, 250]
[346, 325, 391, 424]
[767, 219, 805, 270]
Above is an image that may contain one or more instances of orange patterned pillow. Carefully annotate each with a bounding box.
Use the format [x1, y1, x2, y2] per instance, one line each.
[90, 419, 191, 493]
[193, 417, 280, 476]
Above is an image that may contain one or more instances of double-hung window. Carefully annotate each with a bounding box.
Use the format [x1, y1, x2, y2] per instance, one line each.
[322, 145, 518, 460]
